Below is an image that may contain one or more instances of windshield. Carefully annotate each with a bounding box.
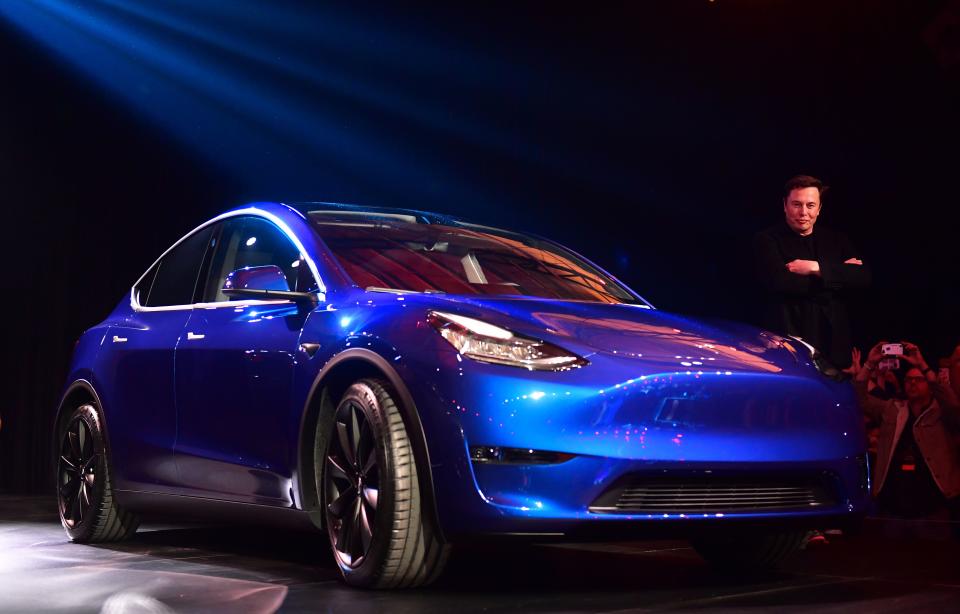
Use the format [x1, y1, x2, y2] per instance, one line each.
[308, 213, 641, 304]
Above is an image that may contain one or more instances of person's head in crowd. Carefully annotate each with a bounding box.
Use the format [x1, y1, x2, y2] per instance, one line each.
[902, 367, 933, 406]
[783, 174, 827, 236]
[868, 341, 937, 409]
[860, 341, 933, 393]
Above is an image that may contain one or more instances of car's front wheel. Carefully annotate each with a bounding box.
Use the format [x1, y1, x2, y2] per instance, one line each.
[56, 403, 139, 542]
[322, 379, 449, 588]
[691, 529, 807, 571]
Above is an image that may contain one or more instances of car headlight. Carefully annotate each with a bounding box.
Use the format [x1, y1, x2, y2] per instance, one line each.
[787, 335, 846, 380]
[427, 311, 588, 371]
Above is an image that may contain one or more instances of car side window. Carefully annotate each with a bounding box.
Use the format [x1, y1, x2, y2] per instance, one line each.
[137, 226, 215, 307]
[201, 216, 308, 303]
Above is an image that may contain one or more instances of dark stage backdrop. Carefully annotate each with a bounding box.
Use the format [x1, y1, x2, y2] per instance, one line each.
[3, 1, 958, 494]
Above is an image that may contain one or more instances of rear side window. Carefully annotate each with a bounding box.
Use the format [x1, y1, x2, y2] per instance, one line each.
[139, 226, 214, 307]
[132, 265, 158, 307]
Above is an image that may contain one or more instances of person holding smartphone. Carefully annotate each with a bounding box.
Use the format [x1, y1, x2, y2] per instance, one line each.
[853, 341, 960, 531]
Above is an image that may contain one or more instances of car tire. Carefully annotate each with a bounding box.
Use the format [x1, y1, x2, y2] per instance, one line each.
[322, 379, 450, 588]
[56, 403, 140, 543]
[691, 529, 806, 570]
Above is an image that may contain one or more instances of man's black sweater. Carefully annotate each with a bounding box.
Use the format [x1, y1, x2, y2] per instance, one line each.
[753, 222, 871, 367]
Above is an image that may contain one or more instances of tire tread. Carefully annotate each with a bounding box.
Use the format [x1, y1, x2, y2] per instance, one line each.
[60, 404, 139, 544]
[334, 379, 449, 589]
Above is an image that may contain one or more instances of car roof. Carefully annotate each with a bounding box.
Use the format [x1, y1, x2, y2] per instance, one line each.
[288, 201, 462, 226]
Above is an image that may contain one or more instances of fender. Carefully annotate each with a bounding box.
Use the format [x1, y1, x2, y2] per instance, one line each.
[297, 347, 444, 541]
[54, 326, 112, 464]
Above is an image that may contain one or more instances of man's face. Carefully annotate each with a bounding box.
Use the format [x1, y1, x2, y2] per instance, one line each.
[783, 187, 821, 236]
[903, 368, 931, 402]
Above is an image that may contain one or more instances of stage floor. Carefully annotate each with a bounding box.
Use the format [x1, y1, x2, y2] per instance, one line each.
[1, 495, 957, 613]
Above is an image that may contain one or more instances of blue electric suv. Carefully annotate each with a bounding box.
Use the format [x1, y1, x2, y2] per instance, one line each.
[55, 201, 869, 588]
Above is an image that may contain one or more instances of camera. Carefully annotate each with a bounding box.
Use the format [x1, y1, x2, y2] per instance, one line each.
[939, 358, 952, 386]
[881, 343, 904, 356]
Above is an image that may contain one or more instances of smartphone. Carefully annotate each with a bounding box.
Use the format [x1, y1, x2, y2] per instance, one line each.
[881, 343, 904, 356]
[878, 358, 900, 370]
[939, 358, 952, 386]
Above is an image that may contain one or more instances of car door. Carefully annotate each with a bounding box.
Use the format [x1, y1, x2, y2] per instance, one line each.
[174, 215, 314, 504]
[100, 225, 214, 492]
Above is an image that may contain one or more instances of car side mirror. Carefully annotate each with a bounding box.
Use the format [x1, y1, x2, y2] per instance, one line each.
[222, 265, 318, 305]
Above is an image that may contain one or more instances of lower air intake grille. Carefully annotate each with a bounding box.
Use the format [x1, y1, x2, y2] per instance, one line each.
[589, 474, 836, 514]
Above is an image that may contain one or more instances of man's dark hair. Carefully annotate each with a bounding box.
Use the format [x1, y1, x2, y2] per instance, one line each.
[783, 175, 829, 200]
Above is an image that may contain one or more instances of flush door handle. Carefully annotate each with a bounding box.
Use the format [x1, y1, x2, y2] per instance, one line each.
[186, 332, 205, 341]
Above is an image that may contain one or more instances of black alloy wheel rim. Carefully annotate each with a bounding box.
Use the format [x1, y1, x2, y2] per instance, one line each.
[325, 400, 380, 568]
[58, 415, 99, 528]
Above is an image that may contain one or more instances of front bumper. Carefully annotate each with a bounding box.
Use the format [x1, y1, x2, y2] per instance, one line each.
[404, 349, 871, 540]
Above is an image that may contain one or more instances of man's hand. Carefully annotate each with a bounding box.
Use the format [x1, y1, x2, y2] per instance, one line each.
[901, 342, 930, 373]
[857, 342, 886, 381]
[844, 258, 863, 266]
[785, 259, 821, 276]
[866, 341, 886, 366]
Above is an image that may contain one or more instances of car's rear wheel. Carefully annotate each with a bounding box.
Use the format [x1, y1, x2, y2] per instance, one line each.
[56, 403, 139, 542]
[323, 379, 449, 588]
[691, 529, 806, 570]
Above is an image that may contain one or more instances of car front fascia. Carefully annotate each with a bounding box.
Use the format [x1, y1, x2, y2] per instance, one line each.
[341, 296, 870, 540]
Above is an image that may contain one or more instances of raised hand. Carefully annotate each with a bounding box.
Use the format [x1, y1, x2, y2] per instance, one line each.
[901, 342, 929, 371]
[866, 341, 886, 366]
[843, 347, 862, 376]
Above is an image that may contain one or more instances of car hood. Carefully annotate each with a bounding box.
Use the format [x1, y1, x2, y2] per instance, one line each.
[416, 295, 802, 375]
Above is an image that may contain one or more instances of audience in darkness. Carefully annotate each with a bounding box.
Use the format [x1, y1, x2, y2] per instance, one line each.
[849, 341, 960, 537]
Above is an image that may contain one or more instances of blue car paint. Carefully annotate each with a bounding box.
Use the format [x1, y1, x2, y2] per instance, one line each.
[58, 201, 870, 540]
